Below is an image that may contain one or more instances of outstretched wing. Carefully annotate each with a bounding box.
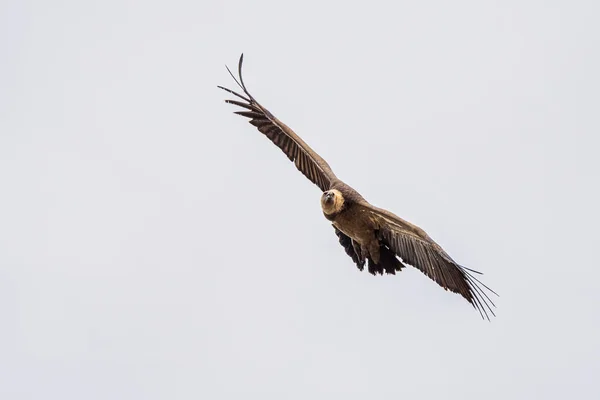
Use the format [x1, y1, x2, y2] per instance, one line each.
[218, 54, 338, 192]
[359, 203, 498, 320]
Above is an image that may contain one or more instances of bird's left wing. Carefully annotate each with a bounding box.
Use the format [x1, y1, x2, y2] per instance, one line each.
[358, 202, 498, 320]
[218, 54, 337, 192]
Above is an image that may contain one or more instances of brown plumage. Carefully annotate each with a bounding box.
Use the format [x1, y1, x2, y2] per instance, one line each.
[218, 54, 498, 320]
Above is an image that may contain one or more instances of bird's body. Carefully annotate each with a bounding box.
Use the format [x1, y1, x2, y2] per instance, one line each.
[219, 54, 497, 319]
[321, 186, 380, 262]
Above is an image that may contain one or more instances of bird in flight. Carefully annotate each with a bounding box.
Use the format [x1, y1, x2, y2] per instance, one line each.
[218, 54, 497, 320]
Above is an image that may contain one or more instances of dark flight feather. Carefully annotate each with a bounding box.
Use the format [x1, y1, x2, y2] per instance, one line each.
[334, 227, 365, 270]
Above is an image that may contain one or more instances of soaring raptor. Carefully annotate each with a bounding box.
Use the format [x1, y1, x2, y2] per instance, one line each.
[219, 54, 497, 320]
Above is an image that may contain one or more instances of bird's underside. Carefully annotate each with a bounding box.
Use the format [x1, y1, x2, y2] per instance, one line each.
[219, 54, 498, 320]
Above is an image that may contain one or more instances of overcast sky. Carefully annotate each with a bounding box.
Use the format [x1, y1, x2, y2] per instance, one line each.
[1, 1, 599, 399]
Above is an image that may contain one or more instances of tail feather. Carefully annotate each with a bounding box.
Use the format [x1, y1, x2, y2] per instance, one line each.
[368, 243, 405, 275]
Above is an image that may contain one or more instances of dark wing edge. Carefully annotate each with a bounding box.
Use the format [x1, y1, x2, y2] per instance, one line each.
[334, 226, 365, 270]
[364, 204, 499, 321]
[218, 54, 337, 192]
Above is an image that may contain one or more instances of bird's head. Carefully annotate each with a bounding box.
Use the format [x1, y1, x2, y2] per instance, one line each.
[321, 189, 344, 215]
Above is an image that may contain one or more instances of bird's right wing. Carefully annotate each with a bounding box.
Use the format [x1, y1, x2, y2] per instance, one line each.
[359, 202, 498, 320]
[218, 54, 338, 192]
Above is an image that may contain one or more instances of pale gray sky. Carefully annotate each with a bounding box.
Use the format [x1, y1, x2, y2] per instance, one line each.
[1, 1, 599, 399]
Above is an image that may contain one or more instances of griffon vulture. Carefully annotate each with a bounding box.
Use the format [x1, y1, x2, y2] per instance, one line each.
[218, 54, 497, 320]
